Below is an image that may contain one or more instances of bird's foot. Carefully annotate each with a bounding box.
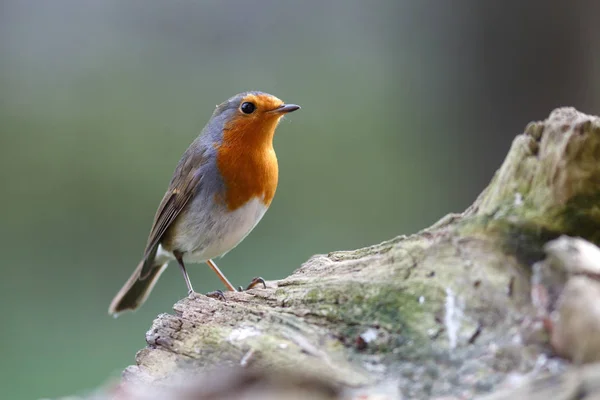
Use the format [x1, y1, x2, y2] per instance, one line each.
[238, 277, 267, 292]
[187, 290, 203, 300]
[205, 289, 226, 301]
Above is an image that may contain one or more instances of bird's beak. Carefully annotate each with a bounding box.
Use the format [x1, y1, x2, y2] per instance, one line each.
[270, 104, 301, 114]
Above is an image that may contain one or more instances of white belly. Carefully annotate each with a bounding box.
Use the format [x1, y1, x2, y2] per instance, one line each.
[157, 197, 268, 264]
[190, 196, 268, 261]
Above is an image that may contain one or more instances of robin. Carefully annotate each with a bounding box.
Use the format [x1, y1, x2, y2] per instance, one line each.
[109, 91, 300, 316]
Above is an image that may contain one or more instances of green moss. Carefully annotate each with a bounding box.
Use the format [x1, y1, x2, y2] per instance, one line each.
[299, 281, 443, 354]
[197, 325, 232, 347]
[304, 287, 323, 303]
[458, 212, 559, 267]
[497, 221, 560, 266]
[460, 191, 600, 268]
[554, 193, 600, 245]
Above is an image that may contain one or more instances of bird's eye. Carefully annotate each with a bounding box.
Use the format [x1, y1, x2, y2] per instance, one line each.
[240, 102, 256, 114]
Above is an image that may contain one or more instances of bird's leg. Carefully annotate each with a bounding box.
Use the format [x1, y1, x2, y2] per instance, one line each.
[174, 251, 199, 298]
[206, 259, 266, 297]
[206, 259, 237, 291]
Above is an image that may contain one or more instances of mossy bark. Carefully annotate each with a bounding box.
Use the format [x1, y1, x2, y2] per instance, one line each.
[118, 108, 600, 399]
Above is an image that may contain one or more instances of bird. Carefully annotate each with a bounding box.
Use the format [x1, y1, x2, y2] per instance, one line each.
[108, 91, 300, 316]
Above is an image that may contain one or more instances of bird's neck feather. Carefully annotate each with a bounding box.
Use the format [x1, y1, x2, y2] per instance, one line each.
[216, 117, 280, 210]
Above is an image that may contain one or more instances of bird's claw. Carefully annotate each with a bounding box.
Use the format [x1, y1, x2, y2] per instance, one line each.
[206, 290, 226, 301]
[243, 277, 267, 291]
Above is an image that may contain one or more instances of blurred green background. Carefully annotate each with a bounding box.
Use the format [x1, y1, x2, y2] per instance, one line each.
[1, 1, 599, 398]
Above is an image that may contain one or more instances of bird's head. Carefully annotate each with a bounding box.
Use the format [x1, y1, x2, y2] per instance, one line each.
[212, 91, 300, 147]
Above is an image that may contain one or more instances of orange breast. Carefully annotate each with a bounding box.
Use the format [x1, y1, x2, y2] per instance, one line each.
[216, 115, 280, 210]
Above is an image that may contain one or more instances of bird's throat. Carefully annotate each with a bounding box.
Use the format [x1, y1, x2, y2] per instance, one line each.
[216, 125, 279, 211]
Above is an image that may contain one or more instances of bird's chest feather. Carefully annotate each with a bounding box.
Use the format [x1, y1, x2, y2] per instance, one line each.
[164, 196, 269, 262]
[189, 196, 268, 260]
[162, 144, 278, 260]
[216, 144, 279, 211]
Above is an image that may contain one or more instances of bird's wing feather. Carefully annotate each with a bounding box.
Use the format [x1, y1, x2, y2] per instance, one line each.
[139, 148, 205, 279]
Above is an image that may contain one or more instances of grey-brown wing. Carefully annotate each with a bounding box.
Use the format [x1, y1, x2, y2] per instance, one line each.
[139, 149, 204, 279]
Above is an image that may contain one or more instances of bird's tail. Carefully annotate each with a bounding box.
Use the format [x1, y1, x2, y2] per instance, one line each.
[108, 260, 168, 317]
